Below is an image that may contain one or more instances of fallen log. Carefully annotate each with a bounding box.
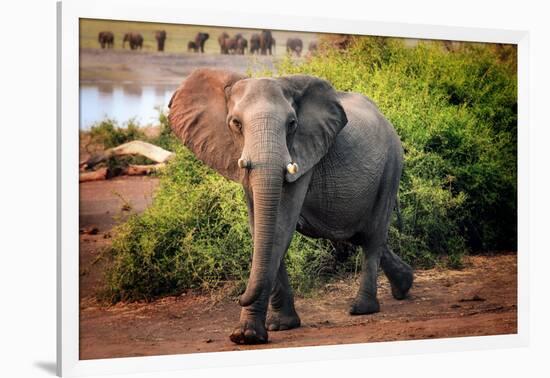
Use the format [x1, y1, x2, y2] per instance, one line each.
[79, 141, 174, 182]
[79, 167, 108, 182]
[79, 164, 167, 183]
[125, 163, 166, 176]
[80, 140, 174, 169]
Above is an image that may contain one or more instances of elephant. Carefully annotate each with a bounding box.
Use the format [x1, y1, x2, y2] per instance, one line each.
[234, 34, 248, 55]
[219, 36, 239, 55]
[123, 32, 143, 50]
[218, 32, 230, 54]
[168, 68, 414, 345]
[237, 37, 248, 55]
[194, 32, 209, 53]
[155, 30, 167, 52]
[286, 38, 303, 56]
[249, 33, 260, 54]
[187, 41, 198, 52]
[260, 29, 275, 55]
[98, 31, 114, 49]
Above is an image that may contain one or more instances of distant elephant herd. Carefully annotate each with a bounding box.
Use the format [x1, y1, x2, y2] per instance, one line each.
[97, 29, 318, 56]
[97, 30, 164, 51]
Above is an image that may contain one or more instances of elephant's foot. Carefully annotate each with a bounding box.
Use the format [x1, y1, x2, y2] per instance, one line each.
[229, 319, 268, 345]
[389, 268, 414, 300]
[349, 296, 380, 315]
[381, 249, 414, 300]
[266, 310, 301, 331]
[390, 276, 413, 300]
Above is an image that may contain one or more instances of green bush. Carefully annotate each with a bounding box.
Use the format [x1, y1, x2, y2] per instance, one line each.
[102, 37, 516, 301]
[88, 118, 145, 148]
[88, 110, 179, 151]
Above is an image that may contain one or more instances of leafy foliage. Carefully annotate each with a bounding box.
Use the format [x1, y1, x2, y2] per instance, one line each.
[88, 118, 145, 149]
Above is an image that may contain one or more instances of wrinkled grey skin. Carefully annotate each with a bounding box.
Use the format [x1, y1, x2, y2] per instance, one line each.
[286, 38, 303, 56]
[168, 69, 413, 345]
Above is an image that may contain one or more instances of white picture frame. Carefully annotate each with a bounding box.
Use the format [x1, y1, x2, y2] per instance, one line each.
[57, 0, 529, 376]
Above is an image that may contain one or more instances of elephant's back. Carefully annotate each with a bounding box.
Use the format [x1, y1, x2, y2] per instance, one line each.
[299, 91, 402, 240]
[316, 91, 402, 195]
[337, 91, 401, 147]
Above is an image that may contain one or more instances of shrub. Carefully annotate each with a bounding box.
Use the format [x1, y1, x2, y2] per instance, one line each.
[88, 118, 145, 148]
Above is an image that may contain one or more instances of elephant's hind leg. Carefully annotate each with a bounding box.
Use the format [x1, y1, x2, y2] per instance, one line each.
[349, 242, 383, 315]
[267, 260, 301, 331]
[380, 246, 413, 300]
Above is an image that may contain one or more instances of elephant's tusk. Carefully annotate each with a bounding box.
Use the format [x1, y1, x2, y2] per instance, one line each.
[286, 162, 299, 175]
[238, 158, 251, 169]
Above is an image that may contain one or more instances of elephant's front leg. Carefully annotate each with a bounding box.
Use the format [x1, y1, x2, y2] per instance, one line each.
[229, 172, 312, 345]
[229, 289, 271, 344]
[229, 237, 297, 344]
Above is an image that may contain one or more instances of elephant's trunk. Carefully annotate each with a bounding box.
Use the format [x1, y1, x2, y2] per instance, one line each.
[238, 121, 287, 307]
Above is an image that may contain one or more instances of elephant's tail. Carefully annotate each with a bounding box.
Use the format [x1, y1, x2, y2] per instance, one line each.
[395, 196, 403, 233]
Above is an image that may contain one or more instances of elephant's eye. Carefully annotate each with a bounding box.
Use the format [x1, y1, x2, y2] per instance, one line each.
[288, 119, 297, 131]
[229, 118, 242, 132]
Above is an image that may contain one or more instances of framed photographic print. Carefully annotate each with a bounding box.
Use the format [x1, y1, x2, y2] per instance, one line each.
[57, 0, 529, 376]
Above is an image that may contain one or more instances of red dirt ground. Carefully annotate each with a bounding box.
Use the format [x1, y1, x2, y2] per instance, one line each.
[79, 176, 517, 360]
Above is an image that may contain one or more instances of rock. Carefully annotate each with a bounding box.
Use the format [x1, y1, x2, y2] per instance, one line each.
[459, 294, 486, 302]
[80, 226, 99, 235]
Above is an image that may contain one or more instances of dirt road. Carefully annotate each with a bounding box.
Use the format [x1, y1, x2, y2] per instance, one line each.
[79, 176, 517, 360]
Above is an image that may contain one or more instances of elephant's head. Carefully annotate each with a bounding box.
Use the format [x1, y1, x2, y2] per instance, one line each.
[168, 69, 347, 306]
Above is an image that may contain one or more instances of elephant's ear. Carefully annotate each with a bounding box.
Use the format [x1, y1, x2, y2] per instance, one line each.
[168, 68, 246, 182]
[277, 75, 348, 182]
